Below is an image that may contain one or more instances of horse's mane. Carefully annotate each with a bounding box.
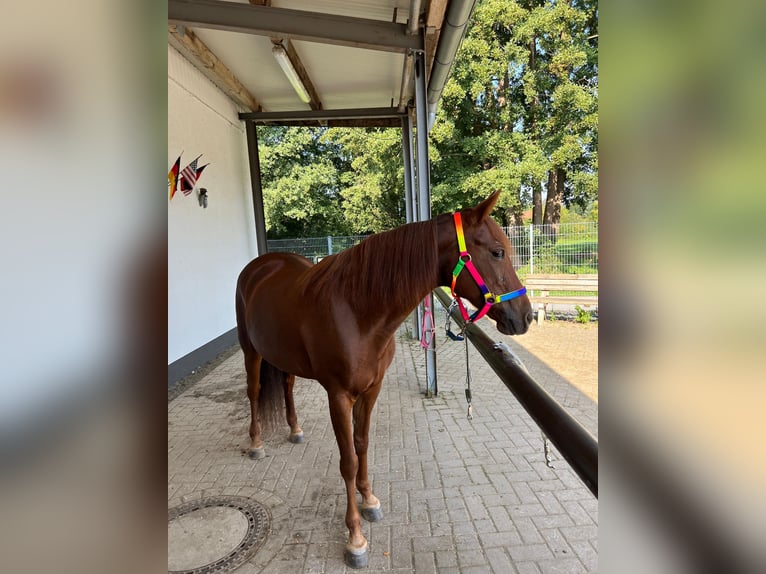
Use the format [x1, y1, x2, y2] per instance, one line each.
[303, 220, 438, 315]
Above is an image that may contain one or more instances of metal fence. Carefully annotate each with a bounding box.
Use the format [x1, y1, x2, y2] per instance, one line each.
[267, 222, 598, 275]
[267, 234, 369, 262]
[506, 222, 598, 279]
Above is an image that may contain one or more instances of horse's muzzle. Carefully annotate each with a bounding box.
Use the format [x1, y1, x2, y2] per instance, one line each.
[492, 300, 533, 335]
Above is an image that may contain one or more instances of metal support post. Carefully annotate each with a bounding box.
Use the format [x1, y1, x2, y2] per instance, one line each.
[245, 120, 268, 256]
[414, 50, 437, 397]
[402, 114, 420, 339]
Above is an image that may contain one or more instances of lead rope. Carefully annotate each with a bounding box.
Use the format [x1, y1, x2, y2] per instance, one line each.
[445, 299, 466, 341]
[419, 296, 435, 349]
[464, 335, 473, 420]
[445, 299, 473, 420]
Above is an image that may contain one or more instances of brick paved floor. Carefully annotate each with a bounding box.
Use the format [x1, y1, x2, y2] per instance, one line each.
[169, 317, 598, 573]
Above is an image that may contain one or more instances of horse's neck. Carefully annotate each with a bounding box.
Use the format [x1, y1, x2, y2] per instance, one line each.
[385, 230, 441, 320]
[369, 216, 460, 335]
[314, 220, 441, 333]
[368, 221, 440, 324]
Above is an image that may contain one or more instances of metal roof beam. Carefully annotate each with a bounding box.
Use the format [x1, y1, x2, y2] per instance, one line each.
[169, 0, 422, 53]
[239, 107, 406, 122]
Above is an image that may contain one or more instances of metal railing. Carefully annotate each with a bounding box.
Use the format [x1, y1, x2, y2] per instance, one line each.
[433, 287, 598, 497]
[266, 222, 598, 274]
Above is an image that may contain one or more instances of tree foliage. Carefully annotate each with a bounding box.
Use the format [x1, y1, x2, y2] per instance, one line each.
[258, 127, 350, 238]
[432, 0, 598, 225]
[326, 128, 406, 233]
[257, 0, 597, 238]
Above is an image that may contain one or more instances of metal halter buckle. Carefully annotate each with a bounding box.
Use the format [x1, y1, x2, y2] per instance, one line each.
[445, 299, 466, 341]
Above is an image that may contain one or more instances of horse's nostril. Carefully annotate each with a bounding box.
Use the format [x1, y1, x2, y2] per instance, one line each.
[525, 310, 534, 326]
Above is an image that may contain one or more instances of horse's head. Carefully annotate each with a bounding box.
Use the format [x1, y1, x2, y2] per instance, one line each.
[438, 192, 533, 335]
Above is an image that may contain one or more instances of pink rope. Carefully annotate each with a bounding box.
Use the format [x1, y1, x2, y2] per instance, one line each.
[420, 296, 435, 349]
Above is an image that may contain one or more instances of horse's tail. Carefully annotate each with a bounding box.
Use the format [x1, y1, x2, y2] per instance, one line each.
[257, 359, 285, 435]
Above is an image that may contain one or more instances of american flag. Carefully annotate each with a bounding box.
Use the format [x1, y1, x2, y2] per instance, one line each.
[181, 155, 202, 195]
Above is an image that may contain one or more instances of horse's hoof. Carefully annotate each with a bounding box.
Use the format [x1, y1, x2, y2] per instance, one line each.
[360, 502, 383, 523]
[344, 544, 369, 569]
[288, 431, 304, 444]
[247, 447, 266, 460]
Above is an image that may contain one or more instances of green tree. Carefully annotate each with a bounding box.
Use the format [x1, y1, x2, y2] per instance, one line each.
[431, 0, 598, 227]
[258, 127, 350, 238]
[324, 128, 405, 233]
[257, 0, 597, 239]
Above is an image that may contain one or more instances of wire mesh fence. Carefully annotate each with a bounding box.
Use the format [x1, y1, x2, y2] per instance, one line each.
[506, 222, 598, 280]
[267, 222, 598, 275]
[267, 234, 369, 262]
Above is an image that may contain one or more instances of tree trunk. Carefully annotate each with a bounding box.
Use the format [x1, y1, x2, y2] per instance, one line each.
[506, 188, 524, 226]
[532, 177, 543, 225]
[543, 168, 566, 224]
[512, 205, 524, 226]
[543, 170, 556, 224]
[528, 38, 538, 109]
[543, 168, 566, 242]
[554, 167, 566, 224]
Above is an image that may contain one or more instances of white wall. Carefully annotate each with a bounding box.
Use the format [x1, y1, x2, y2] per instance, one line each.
[168, 45, 258, 364]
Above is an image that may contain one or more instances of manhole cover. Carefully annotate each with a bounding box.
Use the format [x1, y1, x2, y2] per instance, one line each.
[168, 495, 270, 573]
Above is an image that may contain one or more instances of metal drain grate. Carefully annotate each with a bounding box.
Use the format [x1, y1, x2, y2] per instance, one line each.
[168, 495, 271, 574]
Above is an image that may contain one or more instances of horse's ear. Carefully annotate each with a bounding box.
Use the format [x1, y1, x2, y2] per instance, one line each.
[472, 191, 500, 222]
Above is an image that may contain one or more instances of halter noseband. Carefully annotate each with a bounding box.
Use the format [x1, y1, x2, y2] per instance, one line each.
[450, 211, 527, 324]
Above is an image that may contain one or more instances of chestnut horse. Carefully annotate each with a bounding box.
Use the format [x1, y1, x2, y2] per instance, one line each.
[235, 192, 532, 568]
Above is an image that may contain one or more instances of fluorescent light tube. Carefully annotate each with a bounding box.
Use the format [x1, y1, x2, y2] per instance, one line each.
[271, 44, 311, 104]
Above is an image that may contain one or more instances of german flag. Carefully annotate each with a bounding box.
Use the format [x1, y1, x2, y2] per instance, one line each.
[168, 155, 181, 200]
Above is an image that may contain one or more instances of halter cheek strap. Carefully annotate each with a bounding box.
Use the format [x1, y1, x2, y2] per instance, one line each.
[450, 212, 527, 323]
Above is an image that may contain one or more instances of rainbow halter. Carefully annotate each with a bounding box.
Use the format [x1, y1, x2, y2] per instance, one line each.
[450, 211, 527, 324]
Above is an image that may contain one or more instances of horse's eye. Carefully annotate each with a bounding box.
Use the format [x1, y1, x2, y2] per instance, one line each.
[491, 248, 505, 260]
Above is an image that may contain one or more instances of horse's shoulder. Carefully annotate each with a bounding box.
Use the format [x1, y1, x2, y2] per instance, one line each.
[260, 252, 312, 265]
[244, 252, 311, 272]
[238, 252, 313, 291]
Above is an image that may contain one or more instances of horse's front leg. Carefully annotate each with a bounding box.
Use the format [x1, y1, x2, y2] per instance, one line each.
[353, 380, 383, 522]
[328, 391, 368, 569]
[282, 373, 304, 443]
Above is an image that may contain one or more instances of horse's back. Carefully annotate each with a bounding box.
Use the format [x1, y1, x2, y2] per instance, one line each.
[237, 252, 313, 293]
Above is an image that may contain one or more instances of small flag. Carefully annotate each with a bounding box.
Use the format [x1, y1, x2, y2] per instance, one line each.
[196, 163, 209, 180]
[181, 155, 202, 195]
[168, 155, 181, 200]
[180, 174, 193, 194]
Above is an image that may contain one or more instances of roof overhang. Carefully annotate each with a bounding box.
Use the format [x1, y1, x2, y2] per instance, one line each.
[168, 0, 476, 127]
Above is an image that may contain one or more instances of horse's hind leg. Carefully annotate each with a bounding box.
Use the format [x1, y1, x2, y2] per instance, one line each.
[283, 373, 304, 443]
[353, 379, 383, 523]
[245, 351, 266, 460]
